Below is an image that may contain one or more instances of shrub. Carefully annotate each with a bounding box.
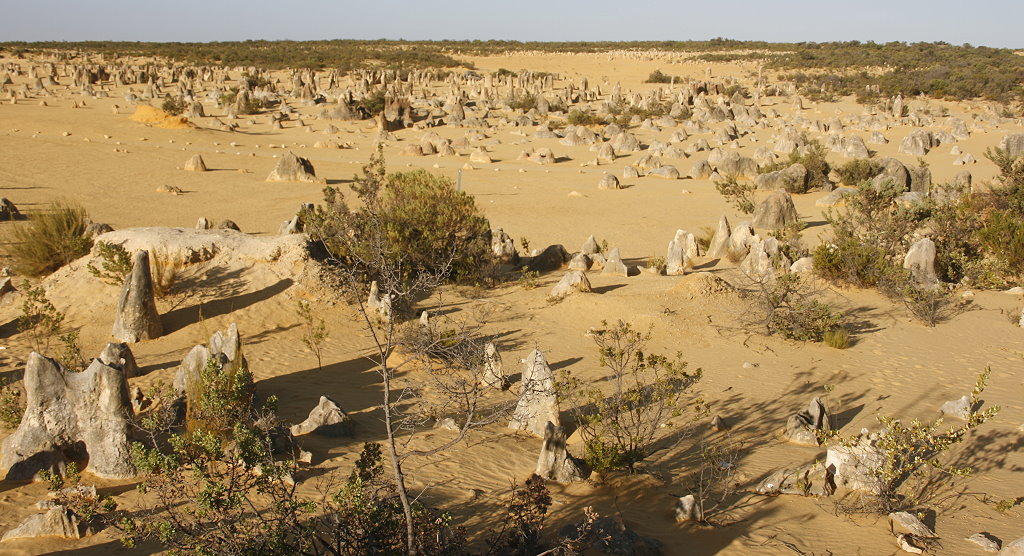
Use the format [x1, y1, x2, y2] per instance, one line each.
[834, 158, 882, 186]
[714, 176, 756, 214]
[746, 272, 845, 341]
[823, 327, 851, 349]
[559, 320, 703, 474]
[0, 378, 23, 429]
[8, 200, 92, 276]
[647, 255, 667, 275]
[296, 300, 328, 372]
[305, 146, 493, 288]
[508, 94, 537, 111]
[812, 238, 894, 287]
[645, 69, 676, 83]
[784, 140, 831, 192]
[160, 97, 187, 116]
[567, 109, 600, 126]
[149, 250, 181, 299]
[17, 281, 66, 354]
[87, 241, 133, 285]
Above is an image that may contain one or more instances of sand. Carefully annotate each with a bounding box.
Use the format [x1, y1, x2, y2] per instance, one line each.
[0, 50, 1022, 555]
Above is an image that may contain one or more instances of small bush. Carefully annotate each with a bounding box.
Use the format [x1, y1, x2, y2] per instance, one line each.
[160, 97, 187, 116]
[87, 242, 133, 285]
[508, 94, 537, 112]
[517, 269, 540, 290]
[645, 69, 676, 83]
[559, 320, 703, 474]
[8, 200, 92, 276]
[0, 379, 23, 429]
[18, 281, 66, 354]
[567, 109, 600, 126]
[747, 272, 845, 342]
[149, 250, 181, 299]
[714, 176, 756, 214]
[835, 158, 882, 186]
[647, 255, 667, 275]
[823, 327, 851, 349]
[812, 239, 894, 287]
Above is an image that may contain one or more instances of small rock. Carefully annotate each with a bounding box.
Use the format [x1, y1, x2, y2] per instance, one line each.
[896, 533, 923, 554]
[965, 532, 1000, 553]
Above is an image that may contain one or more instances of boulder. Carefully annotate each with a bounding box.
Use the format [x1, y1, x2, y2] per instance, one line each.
[647, 165, 680, 179]
[509, 349, 559, 436]
[756, 462, 834, 497]
[783, 397, 830, 446]
[674, 494, 702, 522]
[550, 270, 592, 300]
[527, 244, 571, 272]
[825, 432, 885, 494]
[183, 154, 207, 171]
[290, 396, 352, 436]
[752, 189, 798, 231]
[581, 235, 600, 255]
[481, 342, 507, 389]
[535, 421, 586, 483]
[266, 152, 326, 184]
[898, 129, 934, 156]
[903, 238, 939, 287]
[706, 215, 731, 259]
[999, 133, 1024, 158]
[491, 228, 518, 264]
[601, 248, 629, 277]
[598, 173, 621, 190]
[1, 505, 88, 541]
[666, 229, 699, 275]
[0, 198, 21, 221]
[965, 533, 1000, 553]
[366, 281, 392, 322]
[1, 352, 135, 480]
[111, 250, 163, 343]
[755, 163, 808, 192]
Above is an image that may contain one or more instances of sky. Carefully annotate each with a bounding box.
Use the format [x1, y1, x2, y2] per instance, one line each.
[1, 0, 1021, 49]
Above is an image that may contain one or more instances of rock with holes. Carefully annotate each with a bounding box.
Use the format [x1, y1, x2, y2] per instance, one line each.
[0, 351, 135, 480]
[509, 349, 559, 436]
[290, 396, 352, 436]
[535, 421, 586, 483]
[111, 250, 163, 343]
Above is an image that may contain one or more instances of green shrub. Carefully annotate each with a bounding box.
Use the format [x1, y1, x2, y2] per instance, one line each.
[0, 379, 23, 429]
[305, 146, 493, 288]
[17, 281, 66, 354]
[834, 158, 882, 186]
[508, 94, 537, 111]
[567, 109, 600, 126]
[87, 241, 133, 285]
[8, 200, 92, 276]
[645, 69, 675, 83]
[160, 97, 187, 116]
[714, 176, 756, 214]
[559, 321, 703, 474]
[812, 238, 894, 287]
[749, 273, 845, 341]
[823, 327, 851, 349]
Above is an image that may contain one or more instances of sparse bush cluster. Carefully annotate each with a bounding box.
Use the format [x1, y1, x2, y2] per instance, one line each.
[645, 69, 678, 83]
[7, 200, 92, 276]
[160, 96, 187, 116]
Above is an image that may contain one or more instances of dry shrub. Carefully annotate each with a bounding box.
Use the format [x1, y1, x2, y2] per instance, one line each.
[149, 249, 183, 299]
[8, 200, 92, 276]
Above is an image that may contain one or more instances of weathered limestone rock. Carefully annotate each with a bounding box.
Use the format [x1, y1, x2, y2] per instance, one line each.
[266, 152, 326, 184]
[939, 395, 972, 420]
[581, 235, 600, 255]
[598, 173, 621, 190]
[647, 165, 680, 179]
[601, 247, 629, 277]
[999, 133, 1024, 158]
[897, 533, 924, 554]
[1, 505, 88, 541]
[535, 421, 586, 483]
[706, 215, 731, 259]
[367, 281, 393, 322]
[674, 494, 702, 522]
[825, 431, 886, 494]
[183, 154, 207, 171]
[481, 342, 506, 388]
[550, 270, 592, 300]
[1, 352, 135, 480]
[509, 349, 559, 436]
[739, 241, 773, 281]
[889, 511, 936, 539]
[567, 252, 591, 271]
[97, 342, 139, 379]
[666, 229, 698, 275]
[174, 323, 246, 419]
[898, 129, 934, 156]
[527, 244, 571, 272]
[111, 250, 163, 343]
[903, 238, 939, 287]
[491, 228, 518, 264]
[0, 198, 21, 221]
[965, 532, 1000, 553]
[756, 462, 834, 497]
[752, 189, 799, 231]
[755, 163, 807, 192]
[290, 396, 352, 436]
[784, 397, 830, 446]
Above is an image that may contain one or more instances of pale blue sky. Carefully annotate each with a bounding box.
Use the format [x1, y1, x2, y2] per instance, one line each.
[1, 0, 1020, 48]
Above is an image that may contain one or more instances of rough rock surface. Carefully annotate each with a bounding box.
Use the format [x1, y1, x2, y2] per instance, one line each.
[535, 422, 586, 483]
[111, 250, 163, 343]
[550, 270, 592, 300]
[1, 352, 135, 480]
[509, 349, 559, 436]
[266, 151, 326, 184]
[752, 189, 799, 231]
[1, 505, 87, 541]
[290, 396, 352, 436]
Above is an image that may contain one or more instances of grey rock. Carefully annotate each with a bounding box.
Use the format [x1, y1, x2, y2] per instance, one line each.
[889, 511, 936, 538]
[481, 342, 507, 389]
[706, 215, 731, 259]
[97, 342, 139, 379]
[674, 494, 702, 522]
[999, 133, 1024, 158]
[601, 248, 629, 277]
[939, 395, 972, 420]
[527, 244, 571, 272]
[290, 396, 352, 436]
[0, 198, 21, 221]
[183, 154, 207, 171]
[784, 396, 830, 446]
[266, 152, 326, 184]
[550, 270, 591, 300]
[752, 189, 799, 231]
[647, 165, 680, 179]
[755, 163, 807, 192]
[903, 238, 939, 287]
[581, 235, 600, 256]
[825, 432, 886, 494]
[111, 250, 163, 343]
[1, 505, 88, 541]
[598, 173, 621, 190]
[367, 281, 392, 322]
[509, 349, 559, 436]
[965, 532, 1000, 553]
[1, 352, 135, 480]
[899, 129, 934, 156]
[535, 421, 586, 483]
